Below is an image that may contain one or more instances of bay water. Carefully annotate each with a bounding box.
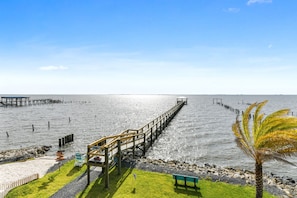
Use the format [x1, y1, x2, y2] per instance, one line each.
[0, 95, 296, 179]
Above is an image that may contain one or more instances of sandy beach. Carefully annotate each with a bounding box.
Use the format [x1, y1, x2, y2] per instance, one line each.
[0, 156, 58, 191]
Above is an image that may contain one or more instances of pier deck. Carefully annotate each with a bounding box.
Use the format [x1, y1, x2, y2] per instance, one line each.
[86, 97, 187, 187]
[0, 96, 62, 107]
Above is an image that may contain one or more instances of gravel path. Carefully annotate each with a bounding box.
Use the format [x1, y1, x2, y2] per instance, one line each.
[50, 167, 102, 198]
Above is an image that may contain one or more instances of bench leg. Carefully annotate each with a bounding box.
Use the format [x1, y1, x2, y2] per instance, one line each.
[175, 178, 177, 188]
[184, 178, 187, 190]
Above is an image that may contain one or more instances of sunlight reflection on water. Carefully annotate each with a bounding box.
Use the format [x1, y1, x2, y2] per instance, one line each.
[1, 94, 297, 179]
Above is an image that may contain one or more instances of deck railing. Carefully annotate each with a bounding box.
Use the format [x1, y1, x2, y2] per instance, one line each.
[87, 99, 186, 187]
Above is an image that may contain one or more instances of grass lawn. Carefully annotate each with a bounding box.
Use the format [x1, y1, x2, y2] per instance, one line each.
[6, 159, 86, 198]
[77, 167, 276, 198]
[5, 159, 276, 198]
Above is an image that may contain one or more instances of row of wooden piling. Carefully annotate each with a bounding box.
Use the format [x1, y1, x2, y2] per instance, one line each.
[30, 118, 71, 132]
[59, 134, 74, 147]
[214, 98, 241, 116]
[213, 98, 296, 117]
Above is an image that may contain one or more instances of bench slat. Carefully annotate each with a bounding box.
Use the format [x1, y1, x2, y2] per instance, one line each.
[173, 174, 199, 183]
[173, 174, 199, 190]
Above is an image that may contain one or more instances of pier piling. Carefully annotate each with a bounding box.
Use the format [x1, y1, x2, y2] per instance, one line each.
[59, 134, 74, 147]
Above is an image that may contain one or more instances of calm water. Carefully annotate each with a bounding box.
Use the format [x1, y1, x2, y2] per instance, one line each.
[1, 95, 297, 179]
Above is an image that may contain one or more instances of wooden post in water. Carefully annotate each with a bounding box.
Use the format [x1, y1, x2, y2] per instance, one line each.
[117, 139, 121, 175]
[105, 147, 109, 188]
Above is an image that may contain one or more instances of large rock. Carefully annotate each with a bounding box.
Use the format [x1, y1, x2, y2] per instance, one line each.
[0, 145, 52, 164]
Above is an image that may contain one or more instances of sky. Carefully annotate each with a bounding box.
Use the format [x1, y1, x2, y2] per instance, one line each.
[1, 0, 297, 94]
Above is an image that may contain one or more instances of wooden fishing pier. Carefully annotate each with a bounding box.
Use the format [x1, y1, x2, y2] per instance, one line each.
[0, 96, 63, 107]
[86, 97, 187, 187]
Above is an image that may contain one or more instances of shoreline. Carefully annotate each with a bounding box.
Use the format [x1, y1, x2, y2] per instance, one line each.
[0, 145, 52, 165]
[126, 157, 297, 197]
[1, 146, 296, 197]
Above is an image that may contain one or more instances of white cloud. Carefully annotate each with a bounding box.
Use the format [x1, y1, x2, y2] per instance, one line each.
[247, 0, 272, 5]
[225, 8, 240, 13]
[39, 65, 68, 71]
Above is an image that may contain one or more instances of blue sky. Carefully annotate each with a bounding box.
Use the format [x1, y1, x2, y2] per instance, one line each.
[0, 0, 297, 94]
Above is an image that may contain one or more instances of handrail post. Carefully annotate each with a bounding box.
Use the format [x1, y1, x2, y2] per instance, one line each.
[87, 146, 90, 186]
[117, 139, 121, 175]
[150, 128, 153, 146]
[143, 133, 146, 156]
[133, 136, 135, 158]
[105, 147, 109, 188]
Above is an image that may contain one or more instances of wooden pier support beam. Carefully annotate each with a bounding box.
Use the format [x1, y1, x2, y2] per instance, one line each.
[117, 139, 122, 175]
[150, 128, 153, 146]
[143, 133, 146, 156]
[105, 147, 109, 188]
[133, 136, 136, 158]
[87, 147, 91, 185]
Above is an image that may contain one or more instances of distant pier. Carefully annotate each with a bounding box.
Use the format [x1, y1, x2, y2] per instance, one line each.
[0, 96, 63, 107]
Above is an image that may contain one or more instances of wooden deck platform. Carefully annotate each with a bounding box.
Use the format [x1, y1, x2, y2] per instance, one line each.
[0, 96, 63, 107]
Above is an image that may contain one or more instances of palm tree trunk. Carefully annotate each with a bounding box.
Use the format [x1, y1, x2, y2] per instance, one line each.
[255, 161, 263, 198]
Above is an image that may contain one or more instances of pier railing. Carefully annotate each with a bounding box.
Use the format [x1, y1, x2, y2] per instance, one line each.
[87, 98, 187, 187]
[0, 96, 63, 107]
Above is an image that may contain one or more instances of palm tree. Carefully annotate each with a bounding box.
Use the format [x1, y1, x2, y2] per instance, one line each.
[232, 100, 297, 198]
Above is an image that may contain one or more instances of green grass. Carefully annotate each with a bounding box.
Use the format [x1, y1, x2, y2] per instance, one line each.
[77, 167, 276, 198]
[6, 159, 87, 198]
[6, 160, 276, 198]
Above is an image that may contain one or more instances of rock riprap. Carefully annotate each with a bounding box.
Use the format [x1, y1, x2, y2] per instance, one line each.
[0, 145, 52, 164]
[124, 157, 296, 198]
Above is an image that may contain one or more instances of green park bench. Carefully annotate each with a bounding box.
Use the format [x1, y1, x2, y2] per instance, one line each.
[172, 174, 199, 190]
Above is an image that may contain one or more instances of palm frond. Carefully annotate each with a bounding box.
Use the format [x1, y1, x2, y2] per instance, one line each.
[235, 138, 255, 159]
[256, 130, 297, 149]
[257, 109, 291, 136]
[260, 117, 297, 137]
[232, 119, 255, 158]
[242, 102, 257, 142]
[253, 100, 268, 140]
[257, 149, 297, 166]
